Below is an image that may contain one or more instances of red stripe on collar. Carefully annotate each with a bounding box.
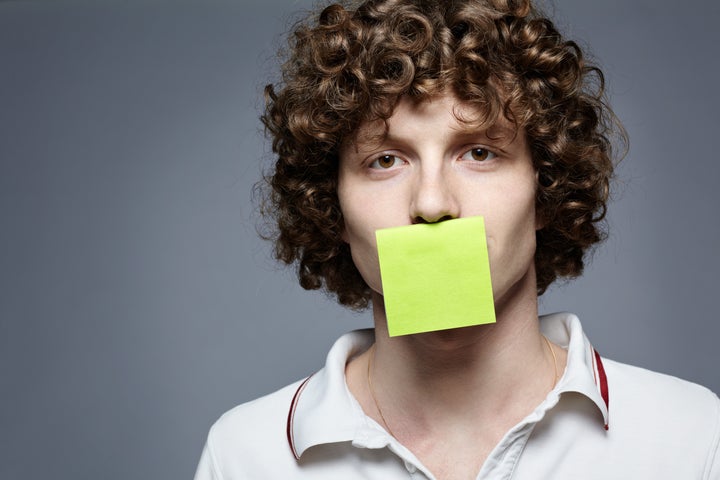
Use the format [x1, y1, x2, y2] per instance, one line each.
[593, 349, 610, 430]
[286, 375, 314, 460]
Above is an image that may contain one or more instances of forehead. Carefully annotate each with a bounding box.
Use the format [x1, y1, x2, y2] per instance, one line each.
[347, 93, 518, 152]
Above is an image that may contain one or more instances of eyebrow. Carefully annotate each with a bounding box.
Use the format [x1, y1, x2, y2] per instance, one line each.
[452, 123, 518, 142]
[351, 123, 518, 152]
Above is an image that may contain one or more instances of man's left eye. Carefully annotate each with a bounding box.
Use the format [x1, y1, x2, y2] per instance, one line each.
[460, 148, 496, 162]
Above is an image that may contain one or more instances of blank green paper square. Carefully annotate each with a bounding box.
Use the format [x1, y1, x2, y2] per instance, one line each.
[376, 216, 496, 337]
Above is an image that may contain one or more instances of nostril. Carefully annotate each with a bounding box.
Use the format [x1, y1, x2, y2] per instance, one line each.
[412, 214, 455, 225]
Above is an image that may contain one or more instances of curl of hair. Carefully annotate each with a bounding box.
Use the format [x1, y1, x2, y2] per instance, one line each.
[260, 0, 626, 309]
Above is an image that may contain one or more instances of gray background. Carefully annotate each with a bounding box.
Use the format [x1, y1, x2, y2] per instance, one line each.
[1, 0, 718, 478]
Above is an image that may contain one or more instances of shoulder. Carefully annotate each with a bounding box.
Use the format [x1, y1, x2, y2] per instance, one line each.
[195, 330, 374, 479]
[208, 378, 304, 448]
[603, 358, 720, 475]
[198, 378, 308, 479]
[604, 358, 719, 415]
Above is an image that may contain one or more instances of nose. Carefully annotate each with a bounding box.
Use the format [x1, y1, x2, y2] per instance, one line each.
[409, 167, 460, 224]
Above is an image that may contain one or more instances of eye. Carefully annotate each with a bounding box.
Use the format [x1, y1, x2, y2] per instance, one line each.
[460, 147, 496, 162]
[369, 154, 403, 169]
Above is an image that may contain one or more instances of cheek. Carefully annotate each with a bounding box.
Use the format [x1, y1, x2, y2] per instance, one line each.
[348, 241, 383, 293]
[484, 185, 538, 264]
[338, 198, 383, 292]
[343, 221, 384, 294]
[337, 180, 358, 243]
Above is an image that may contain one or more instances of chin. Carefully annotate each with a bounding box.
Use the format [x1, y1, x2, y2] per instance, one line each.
[408, 323, 497, 354]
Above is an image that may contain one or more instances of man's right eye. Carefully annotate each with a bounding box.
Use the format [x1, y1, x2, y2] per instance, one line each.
[369, 155, 403, 169]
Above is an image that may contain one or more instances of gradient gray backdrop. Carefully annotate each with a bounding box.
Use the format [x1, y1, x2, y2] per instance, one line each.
[1, 1, 719, 478]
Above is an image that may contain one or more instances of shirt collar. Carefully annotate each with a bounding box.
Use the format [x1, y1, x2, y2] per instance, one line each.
[287, 330, 376, 459]
[288, 312, 610, 458]
[540, 312, 610, 429]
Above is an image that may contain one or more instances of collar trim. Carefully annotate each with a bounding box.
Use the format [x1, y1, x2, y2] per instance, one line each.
[287, 374, 314, 460]
[592, 348, 610, 430]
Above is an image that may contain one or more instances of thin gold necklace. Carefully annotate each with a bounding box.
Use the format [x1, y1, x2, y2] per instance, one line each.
[366, 338, 559, 439]
[366, 344, 398, 438]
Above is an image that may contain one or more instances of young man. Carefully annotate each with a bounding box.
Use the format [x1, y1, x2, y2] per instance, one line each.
[195, 1, 720, 478]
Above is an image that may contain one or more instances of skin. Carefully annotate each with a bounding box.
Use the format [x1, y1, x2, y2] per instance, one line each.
[339, 92, 567, 480]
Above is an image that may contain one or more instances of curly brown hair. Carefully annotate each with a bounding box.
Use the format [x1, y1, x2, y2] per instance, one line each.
[260, 0, 625, 310]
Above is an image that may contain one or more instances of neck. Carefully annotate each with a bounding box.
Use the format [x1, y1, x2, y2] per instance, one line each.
[342, 267, 566, 477]
[364, 267, 559, 436]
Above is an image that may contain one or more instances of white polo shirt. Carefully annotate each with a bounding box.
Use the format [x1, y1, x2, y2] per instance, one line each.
[194, 313, 720, 479]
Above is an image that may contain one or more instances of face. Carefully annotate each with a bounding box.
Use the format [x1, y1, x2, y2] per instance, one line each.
[338, 92, 539, 311]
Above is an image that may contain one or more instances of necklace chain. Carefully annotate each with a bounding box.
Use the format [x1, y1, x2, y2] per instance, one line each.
[366, 337, 559, 440]
[367, 344, 398, 438]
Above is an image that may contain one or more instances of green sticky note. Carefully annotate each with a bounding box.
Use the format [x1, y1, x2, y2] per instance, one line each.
[375, 216, 496, 337]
